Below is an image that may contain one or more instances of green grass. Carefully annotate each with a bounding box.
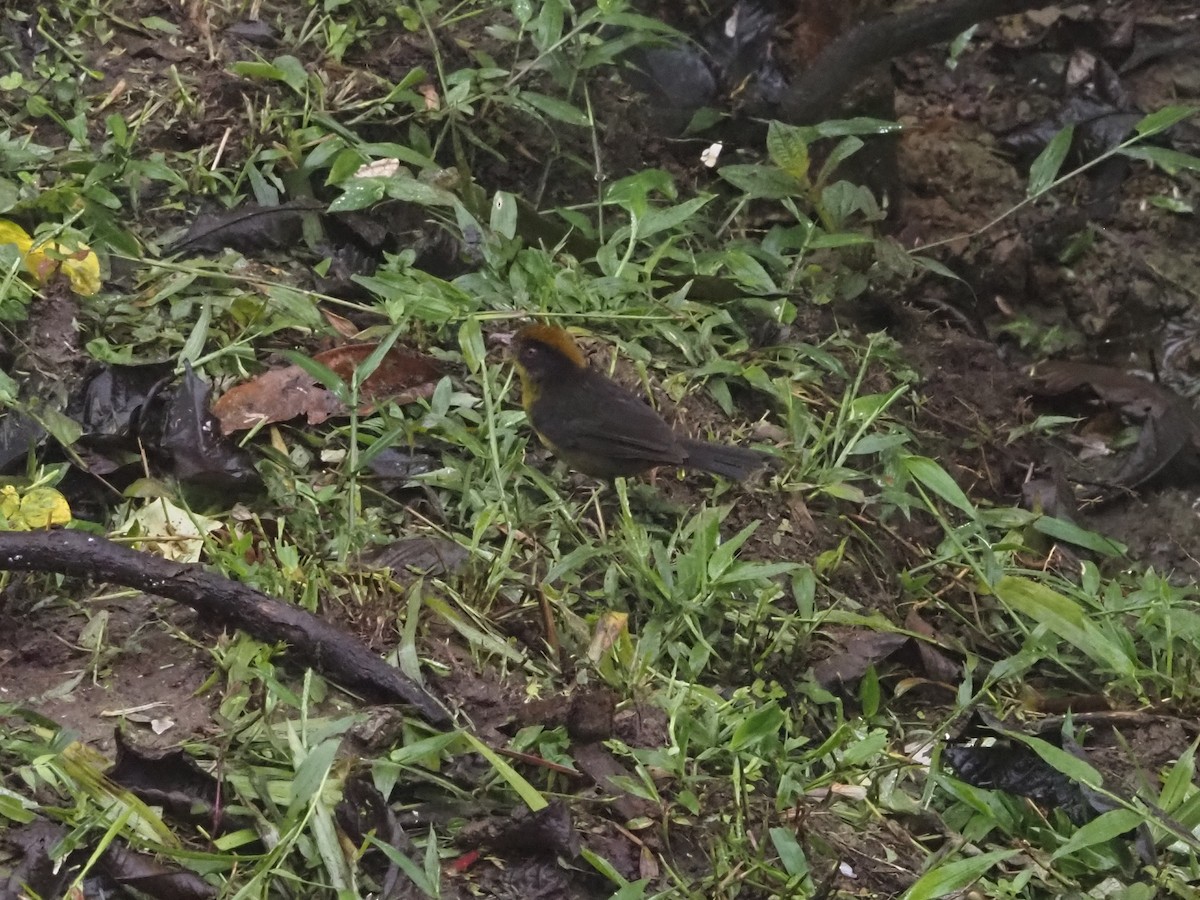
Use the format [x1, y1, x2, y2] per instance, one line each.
[3, 0, 1200, 898]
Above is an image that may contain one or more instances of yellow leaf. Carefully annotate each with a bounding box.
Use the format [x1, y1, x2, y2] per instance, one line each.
[0, 485, 21, 522]
[26, 240, 102, 296]
[0, 218, 101, 295]
[587, 611, 629, 664]
[0, 219, 34, 254]
[19, 487, 71, 528]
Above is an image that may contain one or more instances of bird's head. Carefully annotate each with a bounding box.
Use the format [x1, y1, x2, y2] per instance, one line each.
[512, 325, 587, 400]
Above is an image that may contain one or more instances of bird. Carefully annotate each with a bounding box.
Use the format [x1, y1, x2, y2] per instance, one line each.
[511, 324, 771, 481]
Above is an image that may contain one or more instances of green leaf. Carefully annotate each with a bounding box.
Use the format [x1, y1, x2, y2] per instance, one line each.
[808, 232, 873, 249]
[1050, 808, 1143, 861]
[605, 880, 649, 900]
[1159, 738, 1197, 812]
[179, 302, 211, 366]
[519, 90, 590, 127]
[462, 732, 548, 811]
[729, 701, 784, 751]
[382, 175, 459, 207]
[490, 190, 518, 240]
[993, 576, 1136, 676]
[281, 350, 350, 404]
[0, 788, 37, 824]
[1003, 730, 1105, 788]
[288, 737, 339, 810]
[1133, 105, 1197, 137]
[1028, 125, 1074, 196]
[458, 317, 486, 375]
[902, 455, 975, 516]
[637, 195, 712, 240]
[1119, 144, 1200, 175]
[902, 849, 1014, 900]
[1032, 516, 1125, 557]
[814, 117, 902, 138]
[718, 164, 806, 200]
[911, 254, 964, 282]
[327, 178, 387, 213]
[769, 826, 809, 878]
[368, 833, 439, 894]
[817, 135, 864, 186]
[766, 121, 811, 181]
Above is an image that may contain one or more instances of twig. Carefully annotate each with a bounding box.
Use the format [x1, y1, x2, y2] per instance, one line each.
[0, 530, 451, 725]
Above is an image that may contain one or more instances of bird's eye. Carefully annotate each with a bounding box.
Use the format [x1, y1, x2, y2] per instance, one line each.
[519, 345, 539, 363]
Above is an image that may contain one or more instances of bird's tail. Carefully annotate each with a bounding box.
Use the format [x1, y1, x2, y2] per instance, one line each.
[679, 438, 772, 481]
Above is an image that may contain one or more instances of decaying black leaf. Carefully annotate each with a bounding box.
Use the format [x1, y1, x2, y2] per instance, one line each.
[169, 199, 326, 256]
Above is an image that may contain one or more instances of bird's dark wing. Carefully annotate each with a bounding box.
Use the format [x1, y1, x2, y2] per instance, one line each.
[532, 373, 685, 465]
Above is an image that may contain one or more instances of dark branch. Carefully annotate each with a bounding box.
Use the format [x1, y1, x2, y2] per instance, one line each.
[0, 530, 450, 725]
[780, 0, 1095, 124]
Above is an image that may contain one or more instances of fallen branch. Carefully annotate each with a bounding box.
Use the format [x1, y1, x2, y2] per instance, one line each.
[0, 530, 450, 726]
[781, 0, 1094, 124]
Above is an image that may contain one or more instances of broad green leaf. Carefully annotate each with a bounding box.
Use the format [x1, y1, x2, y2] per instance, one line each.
[729, 702, 784, 751]
[1119, 144, 1200, 175]
[1159, 738, 1197, 812]
[1028, 125, 1074, 196]
[719, 164, 806, 200]
[1050, 808, 1144, 861]
[491, 190, 518, 240]
[1134, 105, 1196, 137]
[519, 90, 590, 127]
[767, 121, 811, 181]
[382, 175, 458, 207]
[327, 178, 386, 212]
[462, 732, 547, 811]
[902, 849, 1014, 900]
[902, 455, 975, 516]
[1018, 732, 1107, 785]
[288, 737, 339, 810]
[769, 826, 809, 878]
[637, 195, 712, 240]
[1032, 516, 1124, 557]
[993, 576, 1135, 676]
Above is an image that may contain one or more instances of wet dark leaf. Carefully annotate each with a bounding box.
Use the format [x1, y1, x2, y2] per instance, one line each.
[567, 687, 617, 743]
[903, 609, 962, 684]
[69, 363, 174, 447]
[358, 536, 470, 579]
[102, 845, 216, 900]
[170, 200, 326, 256]
[109, 731, 222, 826]
[1114, 398, 1200, 488]
[0, 410, 45, 472]
[1032, 361, 1170, 418]
[944, 741, 1094, 824]
[148, 364, 259, 489]
[1032, 361, 1200, 488]
[363, 448, 440, 484]
[456, 800, 580, 859]
[2, 820, 73, 899]
[811, 630, 909, 689]
[1002, 95, 1142, 171]
[225, 19, 279, 46]
[572, 742, 659, 823]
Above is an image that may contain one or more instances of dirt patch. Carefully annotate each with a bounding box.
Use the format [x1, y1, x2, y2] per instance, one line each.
[0, 591, 215, 751]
